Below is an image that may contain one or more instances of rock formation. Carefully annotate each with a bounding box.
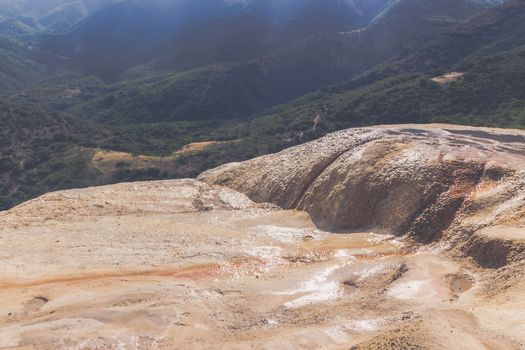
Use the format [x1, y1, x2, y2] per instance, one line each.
[0, 125, 524, 349]
[200, 124, 525, 243]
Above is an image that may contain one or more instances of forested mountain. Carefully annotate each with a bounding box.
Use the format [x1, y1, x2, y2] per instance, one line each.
[41, 0, 393, 76]
[0, 0, 122, 31]
[25, 0, 492, 125]
[239, 0, 525, 145]
[0, 0, 523, 210]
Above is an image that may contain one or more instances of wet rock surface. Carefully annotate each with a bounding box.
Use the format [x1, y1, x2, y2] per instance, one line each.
[1, 125, 524, 349]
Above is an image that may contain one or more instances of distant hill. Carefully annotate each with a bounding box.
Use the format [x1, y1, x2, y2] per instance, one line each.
[0, 16, 45, 93]
[0, 0, 522, 212]
[237, 0, 525, 146]
[41, 0, 394, 76]
[45, 0, 492, 124]
[0, 0, 122, 31]
[0, 0, 121, 91]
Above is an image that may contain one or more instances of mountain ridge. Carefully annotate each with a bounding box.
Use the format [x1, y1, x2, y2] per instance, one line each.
[0, 0, 523, 212]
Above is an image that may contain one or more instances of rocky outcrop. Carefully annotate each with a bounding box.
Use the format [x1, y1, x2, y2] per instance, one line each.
[200, 124, 525, 244]
[0, 178, 258, 225]
[1, 125, 525, 349]
[463, 225, 525, 268]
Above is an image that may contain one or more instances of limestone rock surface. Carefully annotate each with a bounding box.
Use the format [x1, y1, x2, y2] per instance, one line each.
[1, 125, 524, 349]
[200, 124, 525, 242]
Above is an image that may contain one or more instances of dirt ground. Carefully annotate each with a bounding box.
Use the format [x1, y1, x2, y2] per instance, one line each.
[0, 179, 523, 349]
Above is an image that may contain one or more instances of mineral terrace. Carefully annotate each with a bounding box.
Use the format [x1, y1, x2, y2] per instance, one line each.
[0, 124, 524, 349]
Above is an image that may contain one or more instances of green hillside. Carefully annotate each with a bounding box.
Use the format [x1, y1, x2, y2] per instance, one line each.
[0, 101, 107, 209]
[21, 0, 490, 125]
[0, 0, 523, 211]
[237, 0, 525, 144]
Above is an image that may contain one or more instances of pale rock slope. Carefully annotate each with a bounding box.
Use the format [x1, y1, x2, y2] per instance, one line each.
[200, 124, 525, 244]
[0, 125, 524, 349]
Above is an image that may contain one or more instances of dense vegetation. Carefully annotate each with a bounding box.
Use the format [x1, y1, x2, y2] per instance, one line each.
[0, 101, 104, 209]
[1, 0, 524, 210]
[229, 0, 525, 147]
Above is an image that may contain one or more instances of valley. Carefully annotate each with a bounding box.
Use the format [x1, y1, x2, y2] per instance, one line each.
[1, 1, 525, 347]
[1, 0, 525, 210]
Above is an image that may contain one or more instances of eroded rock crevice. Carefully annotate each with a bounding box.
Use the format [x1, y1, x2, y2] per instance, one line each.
[290, 136, 383, 209]
[463, 227, 525, 268]
[403, 160, 487, 243]
[202, 126, 524, 242]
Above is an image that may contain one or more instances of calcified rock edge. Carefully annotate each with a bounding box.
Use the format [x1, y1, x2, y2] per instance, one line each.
[1, 125, 524, 349]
